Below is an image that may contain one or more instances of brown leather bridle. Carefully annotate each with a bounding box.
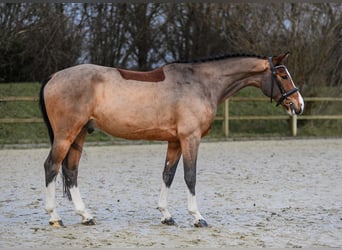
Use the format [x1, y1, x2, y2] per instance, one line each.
[269, 57, 299, 106]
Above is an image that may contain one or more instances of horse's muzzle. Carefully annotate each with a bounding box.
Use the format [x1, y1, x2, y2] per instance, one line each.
[290, 102, 303, 115]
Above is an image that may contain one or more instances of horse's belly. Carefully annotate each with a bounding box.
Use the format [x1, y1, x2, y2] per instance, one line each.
[120, 128, 178, 141]
[95, 118, 178, 141]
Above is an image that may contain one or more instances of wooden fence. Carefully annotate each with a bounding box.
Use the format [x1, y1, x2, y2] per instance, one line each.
[1, 96, 342, 136]
[216, 97, 342, 136]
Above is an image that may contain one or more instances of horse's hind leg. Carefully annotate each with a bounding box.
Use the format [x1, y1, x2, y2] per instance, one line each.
[62, 127, 95, 225]
[158, 141, 181, 225]
[44, 140, 72, 227]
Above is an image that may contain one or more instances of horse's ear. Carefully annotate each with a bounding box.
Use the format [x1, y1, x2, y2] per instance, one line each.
[273, 52, 290, 65]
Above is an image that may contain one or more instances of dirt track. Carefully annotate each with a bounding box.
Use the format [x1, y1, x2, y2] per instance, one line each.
[0, 138, 341, 247]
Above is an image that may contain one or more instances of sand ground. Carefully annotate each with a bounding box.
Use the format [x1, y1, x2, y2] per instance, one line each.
[0, 138, 341, 248]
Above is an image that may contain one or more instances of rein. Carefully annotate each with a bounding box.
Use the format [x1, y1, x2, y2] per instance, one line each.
[268, 57, 298, 106]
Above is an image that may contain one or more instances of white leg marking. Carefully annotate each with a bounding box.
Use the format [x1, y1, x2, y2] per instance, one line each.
[45, 181, 61, 222]
[187, 190, 204, 223]
[158, 182, 172, 221]
[69, 186, 93, 222]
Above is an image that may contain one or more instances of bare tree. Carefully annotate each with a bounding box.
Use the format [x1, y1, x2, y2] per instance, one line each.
[0, 4, 31, 82]
[1, 2, 341, 94]
[84, 4, 128, 67]
[29, 4, 83, 79]
[84, 3, 166, 70]
[0, 3, 83, 82]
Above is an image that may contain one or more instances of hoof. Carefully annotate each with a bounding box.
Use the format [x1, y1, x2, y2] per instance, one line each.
[49, 220, 64, 227]
[82, 218, 96, 226]
[161, 217, 176, 226]
[194, 219, 208, 228]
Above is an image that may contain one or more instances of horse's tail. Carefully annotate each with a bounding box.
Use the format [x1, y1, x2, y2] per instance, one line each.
[39, 77, 54, 145]
[62, 155, 73, 201]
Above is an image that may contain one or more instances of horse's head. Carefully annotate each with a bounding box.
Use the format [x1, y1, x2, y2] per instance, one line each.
[262, 52, 304, 115]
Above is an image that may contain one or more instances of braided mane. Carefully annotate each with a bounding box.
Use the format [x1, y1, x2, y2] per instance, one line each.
[172, 53, 267, 64]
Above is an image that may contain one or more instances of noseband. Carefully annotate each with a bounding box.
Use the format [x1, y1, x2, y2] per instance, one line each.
[269, 57, 299, 106]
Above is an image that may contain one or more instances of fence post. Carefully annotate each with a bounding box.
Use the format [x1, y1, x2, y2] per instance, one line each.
[223, 99, 229, 136]
[291, 115, 297, 136]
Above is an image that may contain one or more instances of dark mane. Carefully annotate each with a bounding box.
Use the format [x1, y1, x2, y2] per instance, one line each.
[171, 53, 267, 64]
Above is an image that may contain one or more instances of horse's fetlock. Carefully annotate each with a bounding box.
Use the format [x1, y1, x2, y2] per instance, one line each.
[157, 206, 166, 213]
[45, 207, 54, 214]
[188, 208, 199, 216]
[75, 208, 86, 216]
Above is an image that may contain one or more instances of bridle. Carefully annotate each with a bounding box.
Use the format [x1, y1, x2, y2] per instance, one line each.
[269, 57, 299, 106]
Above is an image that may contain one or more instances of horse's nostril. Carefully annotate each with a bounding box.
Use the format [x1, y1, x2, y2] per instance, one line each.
[289, 103, 295, 114]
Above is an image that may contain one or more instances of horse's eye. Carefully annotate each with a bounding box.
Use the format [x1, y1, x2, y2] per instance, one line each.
[281, 75, 288, 80]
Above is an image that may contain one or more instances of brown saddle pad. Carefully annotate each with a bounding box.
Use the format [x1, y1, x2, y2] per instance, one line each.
[117, 67, 165, 82]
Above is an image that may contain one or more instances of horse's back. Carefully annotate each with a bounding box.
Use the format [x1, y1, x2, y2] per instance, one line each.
[47, 64, 119, 88]
[44, 64, 120, 106]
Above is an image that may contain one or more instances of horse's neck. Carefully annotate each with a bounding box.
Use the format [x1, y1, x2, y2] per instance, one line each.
[196, 58, 267, 104]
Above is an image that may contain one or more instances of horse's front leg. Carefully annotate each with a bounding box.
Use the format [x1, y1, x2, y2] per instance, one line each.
[158, 141, 181, 225]
[180, 134, 208, 227]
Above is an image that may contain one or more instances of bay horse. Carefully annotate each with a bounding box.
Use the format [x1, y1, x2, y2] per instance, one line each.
[39, 52, 304, 227]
